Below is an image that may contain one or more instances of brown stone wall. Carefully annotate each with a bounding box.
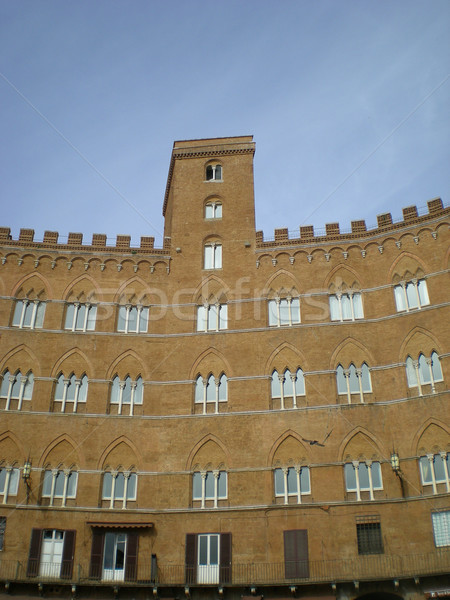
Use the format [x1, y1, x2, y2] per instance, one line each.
[0, 137, 448, 598]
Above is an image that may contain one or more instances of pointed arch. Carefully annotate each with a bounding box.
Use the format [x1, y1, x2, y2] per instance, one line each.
[387, 251, 429, 283]
[324, 263, 364, 289]
[330, 337, 376, 369]
[399, 326, 443, 360]
[106, 349, 147, 380]
[262, 269, 300, 296]
[51, 348, 93, 378]
[62, 274, 104, 302]
[0, 430, 26, 462]
[265, 342, 308, 373]
[267, 430, 310, 466]
[412, 418, 450, 456]
[97, 436, 142, 471]
[190, 347, 232, 379]
[185, 433, 231, 470]
[38, 433, 84, 469]
[192, 273, 231, 303]
[338, 427, 387, 462]
[10, 271, 53, 299]
[0, 344, 41, 376]
[114, 275, 152, 303]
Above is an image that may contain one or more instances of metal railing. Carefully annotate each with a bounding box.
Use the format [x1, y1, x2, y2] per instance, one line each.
[1, 550, 449, 587]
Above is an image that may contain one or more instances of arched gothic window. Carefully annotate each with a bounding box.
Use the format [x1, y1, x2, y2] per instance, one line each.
[336, 363, 371, 403]
[110, 376, 144, 415]
[0, 370, 34, 410]
[406, 351, 443, 395]
[271, 368, 305, 409]
[54, 373, 88, 412]
[195, 374, 227, 414]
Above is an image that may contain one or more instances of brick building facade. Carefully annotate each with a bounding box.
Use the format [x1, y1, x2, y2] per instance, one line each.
[0, 136, 449, 599]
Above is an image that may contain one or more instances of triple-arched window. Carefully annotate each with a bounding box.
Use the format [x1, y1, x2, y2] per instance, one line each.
[12, 299, 45, 329]
[102, 470, 137, 509]
[336, 363, 371, 403]
[0, 369, 34, 410]
[406, 352, 443, 394]
[54, 373, 88, 412]
[110, 376, 144, 415]
[271, 368, 305, 409]
[194, 374, 227, 414]
[394, 279, 429, 311]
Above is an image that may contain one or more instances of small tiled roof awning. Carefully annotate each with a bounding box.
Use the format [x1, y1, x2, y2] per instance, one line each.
[87, 521, 153, 529]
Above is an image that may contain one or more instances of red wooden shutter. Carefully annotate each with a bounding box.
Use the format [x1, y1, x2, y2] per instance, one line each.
[185, 533, 197, 584]
[125, 532, 138, 581]
[61, 530, 76, 578]
[284, 529, 309, 578]
[27, 529, 43, 577]
[89, 529, 104, 579]
[219, 533, 232, 583]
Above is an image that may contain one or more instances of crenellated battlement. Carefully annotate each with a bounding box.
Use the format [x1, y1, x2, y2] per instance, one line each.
[256, 197, 448, 247]
[0, 228, 171, 255]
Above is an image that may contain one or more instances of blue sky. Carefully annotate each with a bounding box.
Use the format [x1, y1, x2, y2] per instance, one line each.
[1, 0, 448, 246]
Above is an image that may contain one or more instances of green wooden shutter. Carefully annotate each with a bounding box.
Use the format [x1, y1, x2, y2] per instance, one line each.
[284, 529, 309, 578]
[185, 533, 197, 584]
[219, 533, 232, 583]
[89, 529, 104, 579]
[125, 532, 139, 581]
[61, 530, 76, 578]
[26, 529, 43, 577]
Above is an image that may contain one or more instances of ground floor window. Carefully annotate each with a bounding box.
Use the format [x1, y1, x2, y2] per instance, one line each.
[185, 532, 231, 584]
[284, 529, 309, 578]
[89, 529, 138, 582]
[356, 515, 383, 554]
[432, 511, 450, 547]
[26, 529, 76, 578]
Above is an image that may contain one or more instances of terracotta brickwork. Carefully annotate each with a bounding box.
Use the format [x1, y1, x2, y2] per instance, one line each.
[0, 136, 449, 600]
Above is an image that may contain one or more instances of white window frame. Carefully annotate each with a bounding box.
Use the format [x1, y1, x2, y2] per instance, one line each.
[0, 370, 34, 410]
[419, 453, 450, 494]
[345, 461, 383, 501]
[337, 363, 371, 403]
[192, 470, 227, 508]
[394, 279, 430, 312]
[271, 368, 305, 409]
[432, 511, 450, 547]
[54, 373, 88, 412]
[102, 531, 128, 581]
[39, 529, 65, 578]
[406, 352, 443, 395]
[274, 466, 310, 504]
[102, 471, 137, 509]
[42, 470, 78, 506]
[12, 299, 45, 329]
[194, 374, 227, 414]
[197, 304, 228, 332]
[64, 302, 97, 332]
[205, 164, 222, 181]
[268, 297, 300, 327]
[110, 376, 144, 416]
[117, 304, 149, 333]
[329, 292, 363, 321]
[0, 467, 20, 504]
[204, 243, 222, 269]
[205, 201, 222, 219]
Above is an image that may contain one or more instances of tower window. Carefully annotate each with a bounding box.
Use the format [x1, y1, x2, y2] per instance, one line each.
[206, 164, 222, 181]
